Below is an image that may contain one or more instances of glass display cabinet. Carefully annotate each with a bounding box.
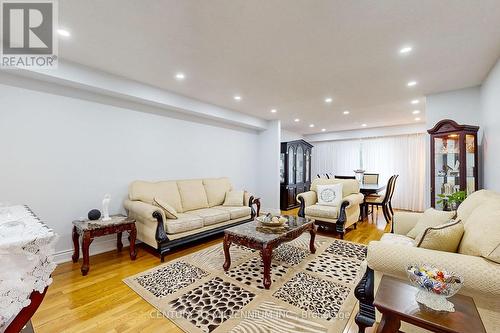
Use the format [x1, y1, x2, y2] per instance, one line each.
[428, 119, 479, 209]
[280, 140, 313, 210]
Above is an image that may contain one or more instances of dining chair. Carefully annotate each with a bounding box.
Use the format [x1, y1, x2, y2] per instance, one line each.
[364, 175, 398, 229]
[335, 175, 356, 179]
[363, 173, 379, 184]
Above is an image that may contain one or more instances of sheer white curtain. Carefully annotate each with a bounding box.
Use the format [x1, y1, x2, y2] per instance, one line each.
[312, 134, 426, 211]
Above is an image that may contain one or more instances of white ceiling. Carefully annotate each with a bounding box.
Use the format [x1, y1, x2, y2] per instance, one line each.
[58, 0, 500, 134]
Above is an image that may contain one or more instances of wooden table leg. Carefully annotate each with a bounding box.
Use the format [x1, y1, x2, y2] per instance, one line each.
[309, 224, 317, 254]
[117, 232, 123, 252]
[72, 226, 79, 263]
[223, 234, 232, 271]
[262, 244, 273, 290]
[129, 224, 137, 260]
[81, 231, 93, 276]
[377, 313, 401, 333]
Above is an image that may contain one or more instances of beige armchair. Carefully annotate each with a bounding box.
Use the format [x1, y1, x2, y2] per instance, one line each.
[297, 178, 364, 239]
[354, 190, 500, 333]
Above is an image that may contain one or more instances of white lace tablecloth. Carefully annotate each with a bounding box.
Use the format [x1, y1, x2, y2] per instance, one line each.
[0, 205, 58, 331]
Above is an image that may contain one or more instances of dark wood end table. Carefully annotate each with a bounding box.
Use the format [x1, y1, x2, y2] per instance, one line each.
[223, 216, 316, 289]
[374, 275, 486, 333]
[72, 215, 137, 276]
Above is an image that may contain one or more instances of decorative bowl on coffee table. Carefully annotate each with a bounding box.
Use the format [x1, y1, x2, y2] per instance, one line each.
[407, 264, 463, 312]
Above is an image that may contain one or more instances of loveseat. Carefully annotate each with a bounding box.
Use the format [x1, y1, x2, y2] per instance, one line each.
[355, 190, 500, 332]
[124, 177, 260, 261]
[296, 178, 364, 238]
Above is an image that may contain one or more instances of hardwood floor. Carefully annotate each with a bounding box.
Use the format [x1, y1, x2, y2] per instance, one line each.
[32, 209, 390, 333]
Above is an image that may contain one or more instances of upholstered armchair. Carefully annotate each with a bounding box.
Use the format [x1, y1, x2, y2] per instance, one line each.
[355, 190, 500, 333]
[296, 178, 364, 238]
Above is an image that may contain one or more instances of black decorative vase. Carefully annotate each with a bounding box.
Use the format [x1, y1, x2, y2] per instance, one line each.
[88, 209, 101, 221]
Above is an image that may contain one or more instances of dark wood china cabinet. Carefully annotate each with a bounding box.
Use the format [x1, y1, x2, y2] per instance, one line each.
[428, 119, 479, 209]
[280, 140, 313, 210]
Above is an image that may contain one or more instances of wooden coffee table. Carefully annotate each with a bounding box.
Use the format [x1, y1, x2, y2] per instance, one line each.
[72, 215, 137, 276]
[223, 216, 316, 289]
[373, 275, 486, 333]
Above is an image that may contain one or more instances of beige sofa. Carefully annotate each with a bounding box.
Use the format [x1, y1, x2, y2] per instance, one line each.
[296, 178, 364, 238]
[355, 189, 500, 333]
[124, 177, 260, 261]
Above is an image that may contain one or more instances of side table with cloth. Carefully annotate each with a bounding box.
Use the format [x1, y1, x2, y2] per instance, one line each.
[0, 205, 58, 332]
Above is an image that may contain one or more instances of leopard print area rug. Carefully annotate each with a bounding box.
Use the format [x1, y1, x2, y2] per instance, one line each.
[123, 234, 366, 333]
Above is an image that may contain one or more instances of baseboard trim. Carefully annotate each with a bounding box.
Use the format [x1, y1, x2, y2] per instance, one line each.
[53, 236, 131, 264]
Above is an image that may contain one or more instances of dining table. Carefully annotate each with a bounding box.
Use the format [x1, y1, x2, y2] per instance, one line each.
[359, 183, 386, 219]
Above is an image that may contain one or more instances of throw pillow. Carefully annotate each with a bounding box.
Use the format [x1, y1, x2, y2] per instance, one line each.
[317, 183, 343, 207]
[458, 202, 500, 263]
[415, 220, 464, 253]
[153, 197, 178, 219]
[223, 190, 244, 207]
[406, 208, 456, 239]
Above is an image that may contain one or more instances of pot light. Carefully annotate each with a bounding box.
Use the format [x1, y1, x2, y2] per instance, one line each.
[411, 99, 419, 105]
[57, 29, 71, 37]
[233, 95, 242, 101]
[407, 81, 417, 87]
[412, 110, 421, 115]
[175, 72, 185, 80]
[361, 124, 367, 127]
[321, 128, 326, 132]
[270, 109, 277, 113]
[343, 110, 350, 115]
[324, 97, 333, 103]
[399, 46, 412, 54]
[294, 118, 300, 122]
[415, 117, 421, 121]
[309, 124, 315, 128]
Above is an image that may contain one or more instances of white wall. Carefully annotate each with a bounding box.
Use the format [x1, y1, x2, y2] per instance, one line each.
[257, 120, 281, 214]
[305, 123, 426, 142]
[280, 129, 303, 142]
[0, 82, 268, 260]
[481, 58, 500, 191]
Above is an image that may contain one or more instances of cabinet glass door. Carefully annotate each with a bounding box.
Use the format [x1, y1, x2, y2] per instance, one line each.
[288, 146, 295, 185]
[296, 146, 304, 184]
[280, 153, 285, 183]
[466, 134, 476, 195]
[434, 134, 460, 210]
[305, 150, 310, 182]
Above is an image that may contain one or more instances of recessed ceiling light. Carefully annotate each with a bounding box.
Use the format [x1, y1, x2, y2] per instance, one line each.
[233, 95, 242, 101]
[415, 117, 421, 121]
[399, 46, 412, 54]
[407, 81, 417, 87]
[309, 124, 315, 128]
[411, 99, 419, 105]
[270, 109, 277, 113]
[324, 97, 333, 103]
[175, 72, 185, 80]
[343, 110, 350, 115]
[361, 124, 367, 127]
[412, 110, 421, 114]
[321, 128, 326, 132]
[57, 29, 71, 37]
[294, 118, 300, 122]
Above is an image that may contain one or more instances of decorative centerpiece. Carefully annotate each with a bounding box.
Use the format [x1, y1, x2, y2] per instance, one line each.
[407, 264, 463, 312]
[256, 213, 287, 227]
[353, 169, 365, 184]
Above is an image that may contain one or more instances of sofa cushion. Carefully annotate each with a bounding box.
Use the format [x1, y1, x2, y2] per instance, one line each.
[415, 220, 464, 253]
[129, 180, 183, 212]
[177, 179, 209, 212]
[223, 190, 244, 207]
[214, 205, 251, 219]
[379, 233, 415, 247]
[457, 190, 500, 226]
[311, 178, 359, 197]
[203, 178, 232, 207]
[164, 213, 203, 234]
[459, 202, 500, 263]
[406, 208, 455, 239]
[317, 184, 343, 207]
[153, 197, 178, 219]
[305, 204, 338, 220]
[185, 208, 230, 226]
